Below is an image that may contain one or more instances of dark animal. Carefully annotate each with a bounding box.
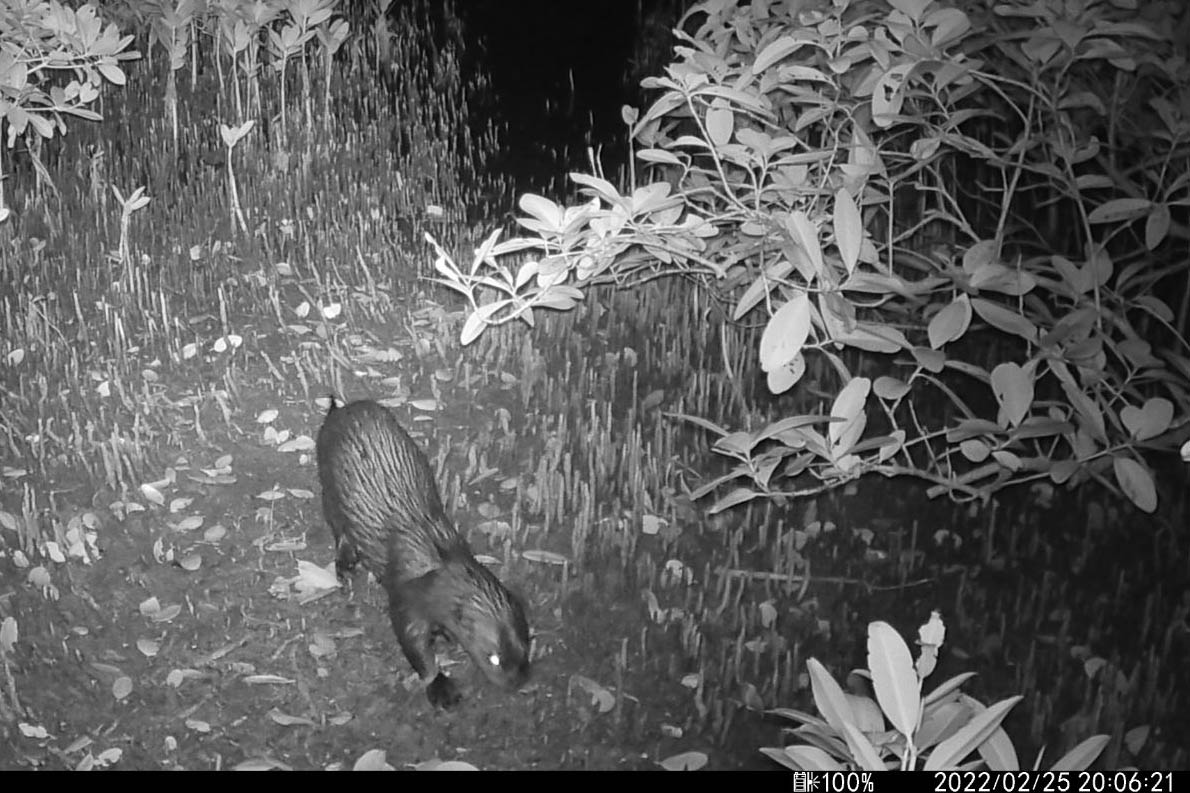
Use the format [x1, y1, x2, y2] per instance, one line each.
[316, 398, 531, 708]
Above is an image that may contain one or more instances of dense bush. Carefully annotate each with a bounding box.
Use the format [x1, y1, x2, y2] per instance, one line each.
[431, 0, 1190, 517]
[764, 614, 1120, 771]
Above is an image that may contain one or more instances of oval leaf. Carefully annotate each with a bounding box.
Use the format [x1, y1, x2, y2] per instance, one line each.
[1144, 204, 1170, 250]
[928, 295, 972, 349]
[971, 298, 1038, 343]
[1112, 456, 1156, 513]
[1088, 197, 1151, 224]
[706, 106, 734, 147]
[766, 353, 807, 395]
[829, 377, 871, 455]
[759, 293, 812, 372]
[833, 188, 862, 275]
[873, 376, 910, 401]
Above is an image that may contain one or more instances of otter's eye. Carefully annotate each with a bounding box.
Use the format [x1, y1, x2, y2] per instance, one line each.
[488, 652, 502, 668]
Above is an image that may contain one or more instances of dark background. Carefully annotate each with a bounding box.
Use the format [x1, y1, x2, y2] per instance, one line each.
[461, 1, 672, 182]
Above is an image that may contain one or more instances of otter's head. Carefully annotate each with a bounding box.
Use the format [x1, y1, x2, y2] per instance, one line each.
[460, 567, 532, 690]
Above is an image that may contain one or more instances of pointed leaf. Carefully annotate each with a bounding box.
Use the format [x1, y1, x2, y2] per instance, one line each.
[1050, 735, 1109, 771]
[734, 260, 794, 321]
[840, 721, 885, 771]
[753, 35, 808, 73]
[971, 298, 1038, 343]
[806, 658, 854, 736]
[924, 672, 977, 706]
[786, 211, 824, 279]
[868, 621, 920, 738]
[761, 745, 844, 772]
[708, 488, 763, 514]
[924, 696, 1022, 770]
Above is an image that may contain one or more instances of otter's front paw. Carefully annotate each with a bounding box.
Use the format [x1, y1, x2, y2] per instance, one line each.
[426, 673, 463, 709]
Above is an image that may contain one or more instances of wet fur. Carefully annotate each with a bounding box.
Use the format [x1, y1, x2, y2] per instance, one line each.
[316, 398, 530, 707]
